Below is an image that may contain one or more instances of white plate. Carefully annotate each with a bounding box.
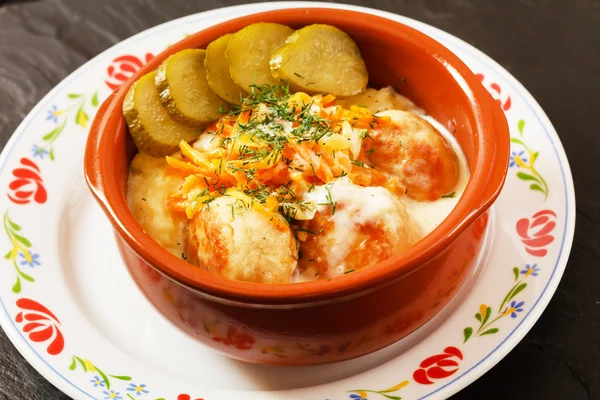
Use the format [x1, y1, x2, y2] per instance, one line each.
[0, 2, 575, 400]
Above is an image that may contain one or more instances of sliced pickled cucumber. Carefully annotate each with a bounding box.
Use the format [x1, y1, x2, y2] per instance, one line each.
[270, 24, 368, 97]
[205, 34, 246, 105]
[123, 72, 201, 158]
[226, 23, 294, 92]
[156, 49, 225, 128]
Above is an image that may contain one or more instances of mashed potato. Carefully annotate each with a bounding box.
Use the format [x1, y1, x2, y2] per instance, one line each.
[127, 153, 187, 256]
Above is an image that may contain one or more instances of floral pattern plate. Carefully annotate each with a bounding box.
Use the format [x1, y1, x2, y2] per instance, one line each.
[0, 2, 575, 400]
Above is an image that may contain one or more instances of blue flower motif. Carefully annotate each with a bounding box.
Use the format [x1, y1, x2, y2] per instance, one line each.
[126, 383, 149, 395]
[90, 375, 105, 387]
[103, 390, 123, 400]
[46, 105, 59, 124]
[31, 144, 49, 159]
[349, 394, 367, 400]
[520, 264, 540, 277]
[509, 300, 524, 318]
[509, 150, 528, 168]
[19, 252, 40, 268]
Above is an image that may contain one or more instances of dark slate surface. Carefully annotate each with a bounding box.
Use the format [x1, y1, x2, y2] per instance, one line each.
[0, 0, 598, 399]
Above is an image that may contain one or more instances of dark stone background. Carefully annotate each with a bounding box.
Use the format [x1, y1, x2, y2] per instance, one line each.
[0, 0, 598, 399]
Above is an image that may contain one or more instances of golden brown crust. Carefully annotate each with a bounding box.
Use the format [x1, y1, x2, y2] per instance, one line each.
[186, 196, 298, 283]
[369, 112, 459, 201]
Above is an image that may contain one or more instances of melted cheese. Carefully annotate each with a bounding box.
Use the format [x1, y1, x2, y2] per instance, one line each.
[304, 178, 406, 275]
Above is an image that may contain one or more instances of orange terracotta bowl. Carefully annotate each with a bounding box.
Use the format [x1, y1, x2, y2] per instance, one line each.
[84, 8, 509, 365]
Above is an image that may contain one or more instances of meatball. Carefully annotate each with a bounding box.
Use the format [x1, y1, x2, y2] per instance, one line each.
[187, 196, 298, 284]
[369, 110, 459, 201]
[297, 178, 420, 279]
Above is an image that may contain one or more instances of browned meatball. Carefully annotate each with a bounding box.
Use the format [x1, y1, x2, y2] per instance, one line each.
[369, 110, 459, 201]
[296, 179, 420, 280]
[187, 196, 298, 284]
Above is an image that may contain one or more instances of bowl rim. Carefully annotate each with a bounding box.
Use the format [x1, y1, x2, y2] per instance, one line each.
[84, 7, 510, 305]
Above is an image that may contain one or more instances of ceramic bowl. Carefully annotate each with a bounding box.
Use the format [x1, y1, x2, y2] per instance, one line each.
[84, 8, 509, 365]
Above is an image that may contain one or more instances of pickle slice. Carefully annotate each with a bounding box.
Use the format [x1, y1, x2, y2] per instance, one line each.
[226, 23, 294, 92]
[205, 34, 246, 105]
[123, 72, 201, 158]
[156, 49, 224, 127]
[270, 24, 368, 97]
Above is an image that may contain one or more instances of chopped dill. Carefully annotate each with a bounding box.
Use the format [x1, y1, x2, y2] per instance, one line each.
[294, 226, 318, 235]
[316, 184, 337, 215]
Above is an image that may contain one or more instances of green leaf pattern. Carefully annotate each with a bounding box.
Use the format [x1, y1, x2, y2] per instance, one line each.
[36, 92, 99, 161]
[348, 380, 409, 399]
[3, 211, 36, 293]
[69, 356, 133, 392]
[511, 120, 549, 200]
[463, 264, 535, 343]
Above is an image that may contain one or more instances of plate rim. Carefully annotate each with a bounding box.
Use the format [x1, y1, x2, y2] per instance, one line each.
[0, 2, 576, 400]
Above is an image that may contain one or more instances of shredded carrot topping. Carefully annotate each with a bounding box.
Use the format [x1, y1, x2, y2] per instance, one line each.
[165, 83, 395, 223]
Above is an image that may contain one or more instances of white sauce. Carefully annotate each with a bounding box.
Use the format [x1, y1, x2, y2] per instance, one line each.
[304, 178, 406, 275]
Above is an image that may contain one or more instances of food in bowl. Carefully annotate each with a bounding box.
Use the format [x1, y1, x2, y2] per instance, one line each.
[86, 8, 509, 365]
[124, 23, 469, 284]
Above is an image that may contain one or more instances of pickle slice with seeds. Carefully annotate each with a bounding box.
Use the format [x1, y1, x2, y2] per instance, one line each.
[226, 22, 294, 92]
[270, 24, 368, 97]
[205, 34, 246, 105]
[156, 49, 225, 128]
[123, 72, 201, 158]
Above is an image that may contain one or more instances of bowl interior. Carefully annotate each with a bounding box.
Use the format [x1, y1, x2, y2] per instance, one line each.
[87, 8, 508, 304]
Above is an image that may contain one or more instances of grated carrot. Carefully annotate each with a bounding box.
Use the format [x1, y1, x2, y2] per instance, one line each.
[165, 88, 397, 224]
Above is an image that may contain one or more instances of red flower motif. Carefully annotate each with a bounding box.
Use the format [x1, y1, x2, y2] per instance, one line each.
[8, 158, 47, 205]
[413, 346, 463, 385]
[476, 73, 512, 111]
[516, 209, 557, 257]
[14, 298, 64, 355]
[177, 394, 204, 400]
[212, 326, 255, 350]
[105, 53, 154, 90]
